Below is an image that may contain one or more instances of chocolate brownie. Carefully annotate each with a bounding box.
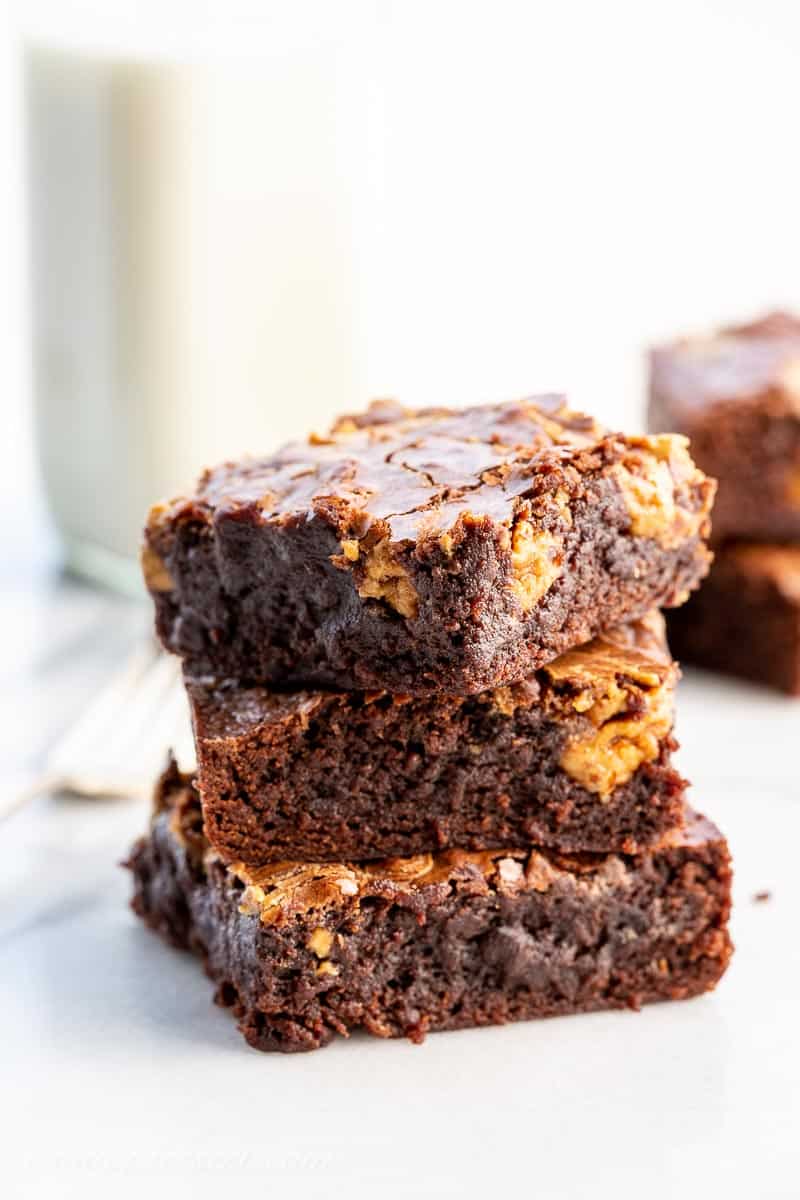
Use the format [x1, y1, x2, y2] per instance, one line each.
[127, 765, 732, 1053]
[650, 311, 800, 543]
[144, 396, 714, 696]
[188, 613, 685, 862]
[667, 543, 800, 695]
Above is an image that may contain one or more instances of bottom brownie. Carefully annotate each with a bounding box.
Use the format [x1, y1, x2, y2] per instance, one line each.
[667, 543, 800, 695]
[127, 767, 733, 1053]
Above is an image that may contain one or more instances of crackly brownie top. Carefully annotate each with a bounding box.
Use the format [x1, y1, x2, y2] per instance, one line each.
[145, 396, 712, 620]
[187, 611, 677, 797]
[185, 395, 602, 539]
[147, 394, 705, 547]
[651, 311, 800, 417]
[154, 764, 716, 930]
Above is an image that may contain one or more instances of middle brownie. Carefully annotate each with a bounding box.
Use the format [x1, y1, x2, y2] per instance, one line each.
[188, 612, 684, 863]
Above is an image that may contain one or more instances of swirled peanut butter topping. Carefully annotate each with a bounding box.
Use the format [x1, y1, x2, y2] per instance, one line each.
[614, 435, 712, 549]
[546, 614, 676, 795]
[354, 538, 419, 619]
[508, 522, 563, 610]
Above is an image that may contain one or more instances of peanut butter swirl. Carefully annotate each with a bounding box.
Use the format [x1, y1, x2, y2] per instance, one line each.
[230, 847, 633, 927]
[153, 764, 714, 930]
[488, 611, 677, 795]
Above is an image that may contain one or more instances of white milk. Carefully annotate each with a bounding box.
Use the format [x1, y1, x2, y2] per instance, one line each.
[27, 39, 369, 590]
[31, 3, 782, 596]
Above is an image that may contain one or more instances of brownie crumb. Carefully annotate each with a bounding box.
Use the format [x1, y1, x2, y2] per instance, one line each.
[188, 612, 685, 864]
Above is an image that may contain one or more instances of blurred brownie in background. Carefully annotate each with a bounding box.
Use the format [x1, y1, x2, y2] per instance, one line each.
[650, 312, 800, 544]
[667, 544, 800, 695]
[650, 312, 800, 694]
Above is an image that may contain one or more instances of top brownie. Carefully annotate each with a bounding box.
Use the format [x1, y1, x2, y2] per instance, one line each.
[143, 396, 714, 696]
[650, 311, 800, 543]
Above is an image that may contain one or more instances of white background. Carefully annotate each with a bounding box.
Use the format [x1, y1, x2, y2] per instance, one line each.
[1, 3, 799, 1198]
[6, 0, 800, 522]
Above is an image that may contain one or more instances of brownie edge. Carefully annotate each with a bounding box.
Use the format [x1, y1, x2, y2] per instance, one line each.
[128, 767, 733, 1053]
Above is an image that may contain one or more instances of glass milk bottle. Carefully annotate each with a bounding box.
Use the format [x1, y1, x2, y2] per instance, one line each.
[26, 30, 369, 592]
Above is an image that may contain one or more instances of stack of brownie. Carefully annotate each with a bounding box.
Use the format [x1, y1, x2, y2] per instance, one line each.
[650, 312, 800, 694]
[130, 396, 733, 1052]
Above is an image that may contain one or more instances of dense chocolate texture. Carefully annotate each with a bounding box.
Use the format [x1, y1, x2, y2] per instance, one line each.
[128, 766, 732, 1053]
[144, 396, 713, 696]
[650, 311, 800, 543]
[668, 544, 800, 695]
[189, 613, 685, 862]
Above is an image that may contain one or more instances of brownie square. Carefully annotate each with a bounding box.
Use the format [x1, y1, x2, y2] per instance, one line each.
[144, 396, 713, 696]
[188, 613, 685, 862]
[649, 311, 800, 543]
[667, 543, 800, 695]
[128, 766, 733, 1053]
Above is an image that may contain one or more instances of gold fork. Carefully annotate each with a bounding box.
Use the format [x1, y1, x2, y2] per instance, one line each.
[2, 642, 194, 821]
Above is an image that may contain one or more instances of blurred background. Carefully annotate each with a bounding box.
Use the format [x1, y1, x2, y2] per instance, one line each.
[5, 0, 800, 585]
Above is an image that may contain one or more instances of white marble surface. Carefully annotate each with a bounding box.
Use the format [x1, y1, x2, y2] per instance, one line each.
[1, 570, 799, 1200]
